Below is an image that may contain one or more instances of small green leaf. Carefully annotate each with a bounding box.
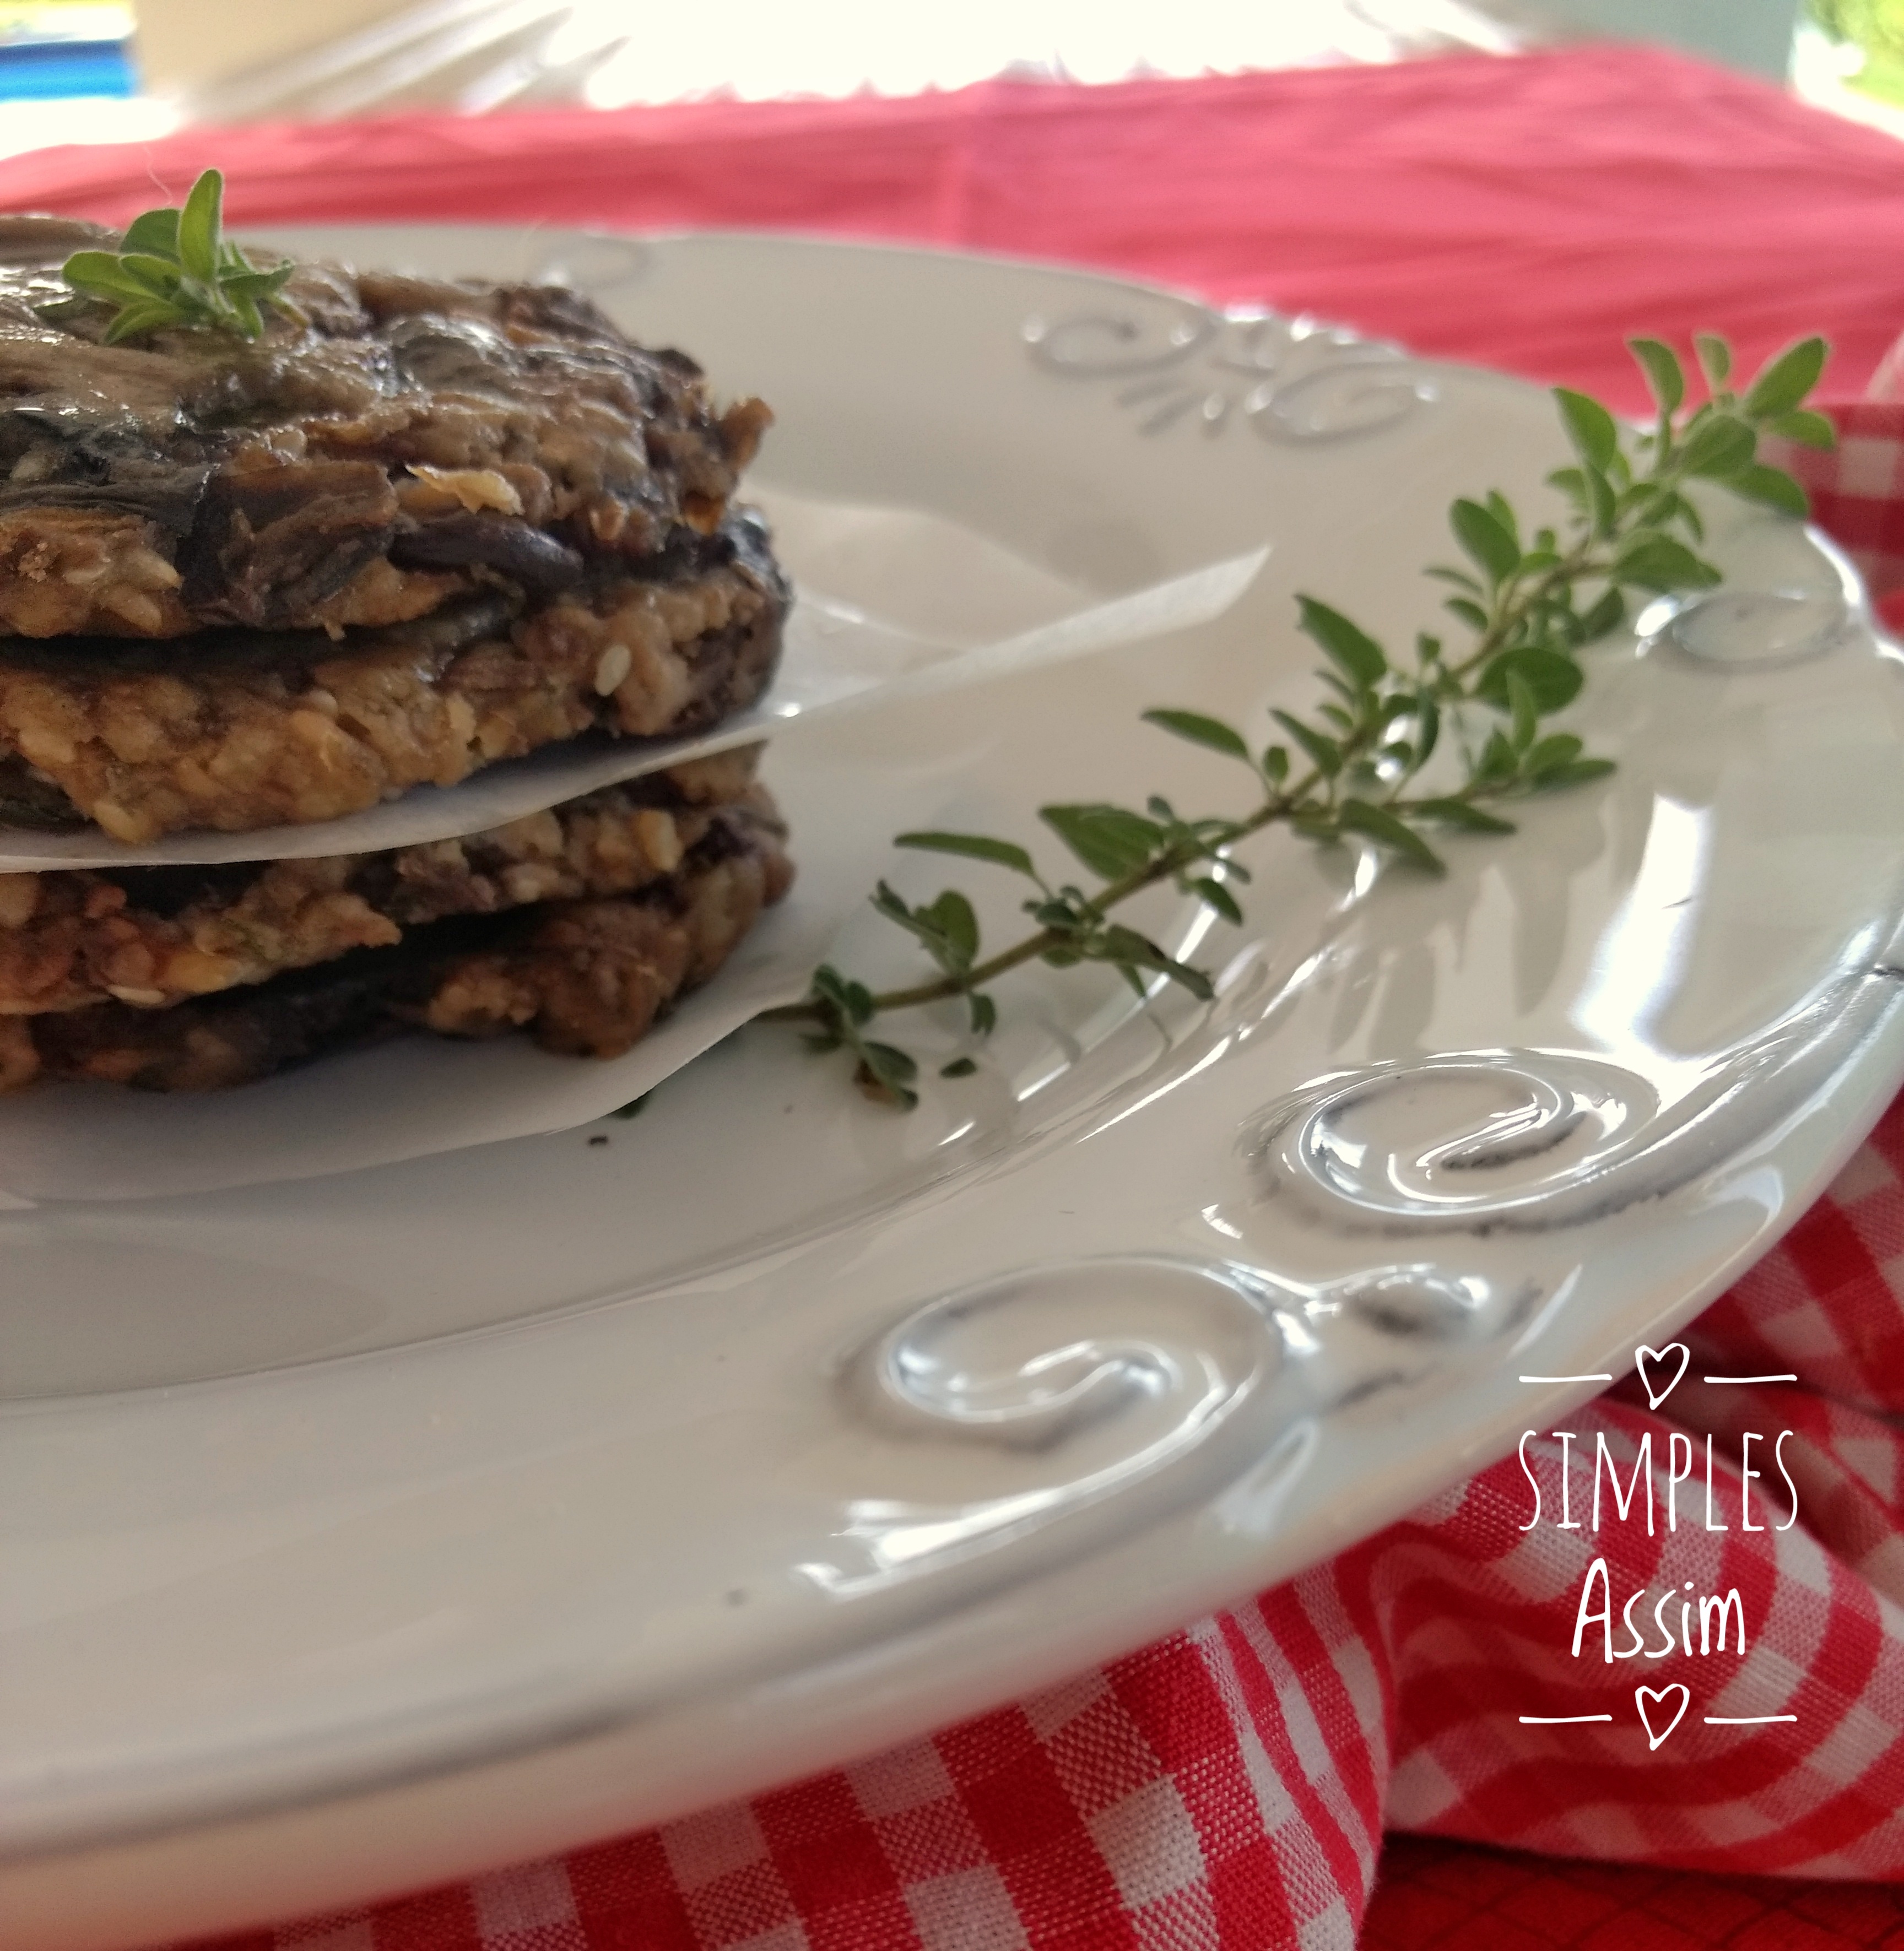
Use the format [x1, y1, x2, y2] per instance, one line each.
[1443, 595, 1490, 631]
[177, 169, 224, 285]
[1270, 708, 1342, 778]
[1476, 647, 1583, 714]
[1742, 335, 1828, 419]
[857, 1040, 919, 1109]
[1546, 465, 1587, 508]
[122, 207, 182, 257]
[940, 1056, 978, 1079]
[1414, 694, 1441, 768]
[811, 964, 875, 1028]
[1507, 670, 1539, 752]
[1296, 595, 1388, 688]
[872, 884, 977, 978]
[1583, 464, 1618, 538]
[1629, 338, 1685, 417]
[1668, 490, 1705, 543]
[1579, 587, 1626, 642]
[102, 302, 187, 344]
[1039, 803, 1164, 882]
[1695, 332, 1732, 389]
[1338, 799, 1446, 874]
[969, 992, 998, 1037]
[1411, 797, 1516, 834]
[864, 1042, 917, 1080]
[1727, 463, 1809, 518]
[1260, 744, 1289, 785]
[1141, 708, 1250, 761]
[1613, 534, 1723, 592]
[1530, 757, 1617, 792]
[225, 288, 263, 339]
[1554, 387, 1619, 472]
[1766, 408, 1835, 449]
[922, 889, 978, 964]
[1474, 729, 1519, 785]
[1426, 565, 1483, 593]
[1584, 468, 1615, 538]
[1524, 733, 1585, 777]
[1192, 876, 1243, 925]
[1486, 490, 1520, 543]
[61, 250, 156, 301]
[1090, 924, 1215, 1001]
[115, 252, 186, 295]
[895, 831, 1038, 879]
[1451, 497, 1521, 584]
[219, 266, 290, 304]
[1679, 414, 1756, 479]
[29, 294, 94, 327]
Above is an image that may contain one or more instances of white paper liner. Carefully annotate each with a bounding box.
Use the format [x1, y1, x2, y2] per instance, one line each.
[0, 488, 1265, 871]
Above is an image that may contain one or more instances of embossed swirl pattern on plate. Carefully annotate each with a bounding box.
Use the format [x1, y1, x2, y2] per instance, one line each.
[1322, 1266, 1507, 1341]
[1245, 1052, 1655, 1231]
[1649, 588, 1851, 668]
[1024, 302, 1437, 442]
[845, 1254, 1279, 1449]
[1244, 967, 1904, 1235]
[818, 1257, 1303, 1595]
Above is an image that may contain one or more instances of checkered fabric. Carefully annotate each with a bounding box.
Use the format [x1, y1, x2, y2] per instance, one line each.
[1764, 384, 1904, 633]
[1361, 1838, 1904, 1949]
[175, 982, 1904, 1951]
[153, 355, 1904, 1951]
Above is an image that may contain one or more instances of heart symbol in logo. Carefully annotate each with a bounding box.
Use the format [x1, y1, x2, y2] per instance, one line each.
[1636, 1683, 1690, 1751]
[1635, 1343, 1690, 1410]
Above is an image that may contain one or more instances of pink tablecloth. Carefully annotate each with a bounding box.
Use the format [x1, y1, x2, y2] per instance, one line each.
[12, 41, 1904, 1951]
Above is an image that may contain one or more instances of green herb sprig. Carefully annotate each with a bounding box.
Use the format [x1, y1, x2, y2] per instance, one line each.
[770, 332, 1833, 1107]
[57, 170, 295, 345]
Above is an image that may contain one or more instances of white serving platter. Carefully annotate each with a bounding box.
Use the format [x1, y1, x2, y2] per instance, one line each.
[6, 230, 1904, 1949]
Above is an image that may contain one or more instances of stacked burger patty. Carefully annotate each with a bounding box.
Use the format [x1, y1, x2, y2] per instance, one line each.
[0, 217, 794, 1090]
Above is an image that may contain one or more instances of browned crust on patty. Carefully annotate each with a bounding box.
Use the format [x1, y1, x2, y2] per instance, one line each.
[0, 513, 786, 842]
[0, 789, 792, 1091]
[0, 748, 765, 1015]
[0, 248, 772, 637]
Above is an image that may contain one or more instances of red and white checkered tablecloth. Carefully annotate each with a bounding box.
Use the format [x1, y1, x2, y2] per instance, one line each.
[159, 388, 1904, 1951]
[1767, 396, 1904, 637]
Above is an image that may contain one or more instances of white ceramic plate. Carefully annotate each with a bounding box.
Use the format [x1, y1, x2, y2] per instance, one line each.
[9, 233, 1904, 1950]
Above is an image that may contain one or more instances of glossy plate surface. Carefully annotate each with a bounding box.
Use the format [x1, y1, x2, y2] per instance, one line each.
[8, 232, 1904, 1949]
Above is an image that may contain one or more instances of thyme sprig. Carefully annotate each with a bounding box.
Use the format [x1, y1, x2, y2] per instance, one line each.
[55, 170, 295, 345]
[777, 331, 1833, 1107]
